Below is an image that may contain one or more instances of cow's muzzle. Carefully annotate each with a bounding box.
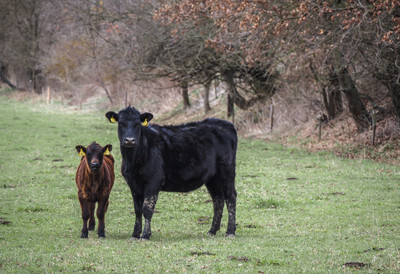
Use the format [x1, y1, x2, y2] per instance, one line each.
[123, 137, 136, 147]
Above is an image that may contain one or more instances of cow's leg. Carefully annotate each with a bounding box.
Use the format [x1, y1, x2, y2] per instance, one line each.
[79, 197, 90, 238]
[88, 202, 96, 231]
[97, 199, 108, 238]
[141, 194, 158, 240]
[131, 192, 144, 240]
[222, 167, 237, 237]
[205, 182, 224, 235]
[225, 189, 237, 237]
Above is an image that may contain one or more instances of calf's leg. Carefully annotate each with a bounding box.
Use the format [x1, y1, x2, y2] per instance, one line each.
[97, 199, 108, 238]
[79, 198, 90, 238]
[88, 202, 96, 231]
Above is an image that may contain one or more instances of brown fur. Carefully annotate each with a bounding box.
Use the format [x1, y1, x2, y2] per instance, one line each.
[75, 144, 115, 238]
[75, 155, 114, 201]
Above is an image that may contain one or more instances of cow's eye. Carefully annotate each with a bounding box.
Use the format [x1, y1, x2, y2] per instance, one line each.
[120, 122, 127, 127]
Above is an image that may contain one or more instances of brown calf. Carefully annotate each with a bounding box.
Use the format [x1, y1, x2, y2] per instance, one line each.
[75, 142, 115, 238]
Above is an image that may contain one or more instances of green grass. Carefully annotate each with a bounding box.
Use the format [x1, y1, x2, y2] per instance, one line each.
[1, 96, 400, 272]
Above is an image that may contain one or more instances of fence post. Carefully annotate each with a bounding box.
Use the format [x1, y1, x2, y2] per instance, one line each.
[317, 114, 322, 142]
[46, 87, 50, 105]
[125, 91, 128, 107]
[371, 110, 377, 146]
[269, 104, 274, 132]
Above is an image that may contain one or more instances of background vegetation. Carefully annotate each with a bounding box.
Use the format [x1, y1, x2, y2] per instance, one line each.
[1, 0, 400, 148]
[1, 97, 400, 272]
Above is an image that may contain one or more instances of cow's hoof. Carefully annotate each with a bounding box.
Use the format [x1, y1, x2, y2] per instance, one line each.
[207, 231, 216, 237]
[225, 233, 235, 239]
[80, 233, 88, 239]
[130, 237, 140, 241]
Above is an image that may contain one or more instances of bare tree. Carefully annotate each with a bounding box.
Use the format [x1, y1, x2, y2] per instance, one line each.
[0, 0, 64, 92]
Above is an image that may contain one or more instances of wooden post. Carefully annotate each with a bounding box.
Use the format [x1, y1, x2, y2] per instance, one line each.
[317, 114, 322, 142]
[371, 110, 377, 146]
[125, 91, 128, 107]
[46, 87, 50, 105]
[269, 104, 274, 132]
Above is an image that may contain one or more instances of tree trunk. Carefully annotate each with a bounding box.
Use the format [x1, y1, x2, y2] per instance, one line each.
[203, 80, 211, 114]
[223, 71, 235, 119]
[375, 48, 400, 122]
[223, 70, 264, 111]
[336, 66, 371, 131]
[30, 9, 41, 94]
[227, 93, 234, 121]
[181, 80, 190, 109]
[324, 71, 343, 120]
[388, 82, 400, 120]
[0, 61, 20, 90]
[322, 87, 343, 121]
[310, 60, 343, 120]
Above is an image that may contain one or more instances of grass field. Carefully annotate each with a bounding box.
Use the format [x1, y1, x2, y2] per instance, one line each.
[1, 95, 400, 272]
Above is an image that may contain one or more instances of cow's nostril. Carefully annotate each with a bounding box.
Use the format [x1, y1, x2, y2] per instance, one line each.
[125, 137, 135, 144]
[91, 162, 100, 169]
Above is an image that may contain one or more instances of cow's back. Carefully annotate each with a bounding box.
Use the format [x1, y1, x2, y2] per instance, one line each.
[157, 118, 237, 192]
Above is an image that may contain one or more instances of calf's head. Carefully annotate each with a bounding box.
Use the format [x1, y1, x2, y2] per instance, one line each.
[76, 142, 112, 172]
[105, 106, 153, 148]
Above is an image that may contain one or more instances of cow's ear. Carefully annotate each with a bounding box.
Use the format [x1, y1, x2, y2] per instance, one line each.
[105, 111, 119, 123]
[140, 112, 153, 127]
[103, 144, 112, 156]
[75, 145, 86, 157]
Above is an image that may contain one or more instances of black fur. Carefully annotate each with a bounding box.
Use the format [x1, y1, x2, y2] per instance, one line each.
[106, 106, 237, 240]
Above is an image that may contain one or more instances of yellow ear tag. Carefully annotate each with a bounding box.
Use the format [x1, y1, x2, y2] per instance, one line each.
[110, 116, 117, 123]
[78, 149, 85, 157]
[142, 118, 148, 127]
[103, 147, 110, 156]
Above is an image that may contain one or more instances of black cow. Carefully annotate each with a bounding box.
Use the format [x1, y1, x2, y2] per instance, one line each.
[105, 106, 237, 240]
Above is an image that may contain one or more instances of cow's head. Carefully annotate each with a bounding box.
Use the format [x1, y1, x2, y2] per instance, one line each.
[105, 106, 153, 148]
[76, 142, 112, 172]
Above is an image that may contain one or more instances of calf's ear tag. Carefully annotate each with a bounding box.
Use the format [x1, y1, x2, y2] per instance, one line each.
[78, 149, 86, 157]
[110, 116, 117, 123]
[103, 147, 110, 156]
[142, 118, 148, 127]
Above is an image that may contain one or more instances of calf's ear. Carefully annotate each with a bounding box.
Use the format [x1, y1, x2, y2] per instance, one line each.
[140, 112, 154, 127]
[75, 145, 86, 157]
[103, 144, 112, 156]
[105, 111, 119, 123]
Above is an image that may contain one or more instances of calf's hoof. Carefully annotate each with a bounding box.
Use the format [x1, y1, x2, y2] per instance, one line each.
[225, 233, 235, 239]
